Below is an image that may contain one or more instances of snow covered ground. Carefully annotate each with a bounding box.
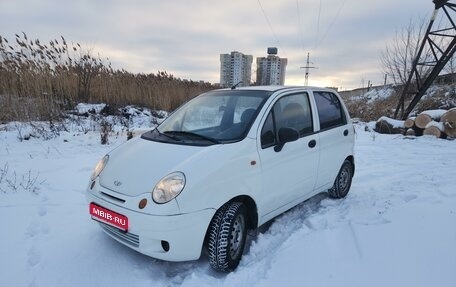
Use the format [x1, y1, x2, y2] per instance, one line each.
[1, 121, 455, 287]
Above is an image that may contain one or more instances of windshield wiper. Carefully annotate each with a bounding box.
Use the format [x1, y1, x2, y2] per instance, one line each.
[163, 131, 221, 144]
[155, 129, 181, 141]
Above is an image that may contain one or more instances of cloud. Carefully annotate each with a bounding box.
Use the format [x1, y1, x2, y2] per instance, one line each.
[0, 0, 438, 89]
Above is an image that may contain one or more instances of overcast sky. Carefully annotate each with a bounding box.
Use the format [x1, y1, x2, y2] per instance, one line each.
[1, 0, 434, 90]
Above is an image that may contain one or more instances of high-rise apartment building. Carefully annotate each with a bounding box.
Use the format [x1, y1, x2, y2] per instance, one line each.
[220, 51, 253, 88]
[256, 47, 287, 85]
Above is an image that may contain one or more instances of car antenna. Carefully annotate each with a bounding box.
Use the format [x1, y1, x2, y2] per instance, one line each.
[231, 81, 243, 90]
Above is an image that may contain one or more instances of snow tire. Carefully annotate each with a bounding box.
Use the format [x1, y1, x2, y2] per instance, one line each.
[208, 201, 247, 272]
[328, 160, 353, 199]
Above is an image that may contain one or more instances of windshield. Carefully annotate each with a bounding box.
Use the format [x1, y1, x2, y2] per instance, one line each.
[153, 90, 271, 145]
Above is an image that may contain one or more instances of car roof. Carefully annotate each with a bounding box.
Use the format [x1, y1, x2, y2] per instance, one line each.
[219, 85, 337, 93]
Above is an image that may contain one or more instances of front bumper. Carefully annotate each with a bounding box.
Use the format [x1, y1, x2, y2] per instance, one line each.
[86, 191, 215, 261]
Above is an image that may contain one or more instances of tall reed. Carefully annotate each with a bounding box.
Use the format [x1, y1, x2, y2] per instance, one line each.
[0, 33, 216, 122]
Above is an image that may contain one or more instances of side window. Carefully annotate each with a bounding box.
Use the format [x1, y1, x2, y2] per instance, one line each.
[261, 112, 276, 148]
[275, 93, 313, 136]
[260, 93, 313, 149]
[313, 92, 346, 130]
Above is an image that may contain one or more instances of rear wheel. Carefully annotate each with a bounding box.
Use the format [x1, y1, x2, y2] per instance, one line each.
[208, 201, 247, 272]
[328, 160, 353, 198]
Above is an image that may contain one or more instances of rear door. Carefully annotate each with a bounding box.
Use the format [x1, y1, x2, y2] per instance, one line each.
[312, 91, 353, 190]
[257, 92, 319, 221]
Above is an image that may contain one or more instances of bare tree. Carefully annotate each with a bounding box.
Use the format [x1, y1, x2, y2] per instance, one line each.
[444, 53, 456, 77]
[381, 18, 428, 86]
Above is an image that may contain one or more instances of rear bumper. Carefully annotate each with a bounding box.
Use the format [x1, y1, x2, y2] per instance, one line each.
[87, 192, 215, 261]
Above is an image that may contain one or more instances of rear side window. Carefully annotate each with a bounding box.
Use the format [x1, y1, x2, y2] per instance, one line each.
[313, 92, 346, 130]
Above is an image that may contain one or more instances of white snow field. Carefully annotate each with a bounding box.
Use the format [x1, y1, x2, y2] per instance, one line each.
[1, 122, 455, 287]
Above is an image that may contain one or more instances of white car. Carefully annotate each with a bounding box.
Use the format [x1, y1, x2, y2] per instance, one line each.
[87, 86, 355, 272]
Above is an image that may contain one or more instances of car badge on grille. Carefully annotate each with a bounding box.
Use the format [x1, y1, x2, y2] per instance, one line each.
[114, 180, 122, 186]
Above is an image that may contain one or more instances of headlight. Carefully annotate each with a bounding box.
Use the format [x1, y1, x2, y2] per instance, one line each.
[90, 155, 109, 181]
[152, 172, 186, 204]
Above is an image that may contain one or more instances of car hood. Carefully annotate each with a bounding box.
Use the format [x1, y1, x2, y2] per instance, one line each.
[98, 137, 220, 197]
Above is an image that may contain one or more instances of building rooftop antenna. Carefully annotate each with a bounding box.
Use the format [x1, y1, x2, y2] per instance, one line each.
[300, 52, 318, 86]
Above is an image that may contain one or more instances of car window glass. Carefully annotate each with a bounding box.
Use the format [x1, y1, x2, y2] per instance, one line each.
[313, 92, 346, 130]
[233, 97, 263, 124]
[181, 96, 226, 131]
[274, 93, 313, 136]
[260, 93, 313, 149]
[156, 90, 272, 144]
[261, 112, 276, 148]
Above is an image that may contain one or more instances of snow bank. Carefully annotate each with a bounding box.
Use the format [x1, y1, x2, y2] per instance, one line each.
[365, 87, 395, 104]
[1, 122, 455, 287]
[348, 86, 395, 104]
[75, 103, 107, 114]
[425, 120, 445, 130]
[420, 109, 447, 119]
[378, 116, 405, 128]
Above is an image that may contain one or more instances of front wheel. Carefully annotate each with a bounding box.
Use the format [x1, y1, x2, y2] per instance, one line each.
[208, 201, 247, 272]
[328, 160, 353, 199]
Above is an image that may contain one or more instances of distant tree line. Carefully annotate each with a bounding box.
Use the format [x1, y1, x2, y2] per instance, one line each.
[0, 33, 216, 122]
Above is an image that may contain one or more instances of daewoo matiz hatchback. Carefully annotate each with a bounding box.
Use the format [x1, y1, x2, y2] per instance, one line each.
[87, 86, 355, 272]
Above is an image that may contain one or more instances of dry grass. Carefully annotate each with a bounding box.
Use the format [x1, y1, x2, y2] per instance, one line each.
[0, 33, 216, 122]
[341, 88, 401, 121]
[341, 84, 456, 122]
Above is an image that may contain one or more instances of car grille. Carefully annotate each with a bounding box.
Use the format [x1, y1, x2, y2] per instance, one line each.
[100, 223, 140, 248]
[100, 191, 126, 203]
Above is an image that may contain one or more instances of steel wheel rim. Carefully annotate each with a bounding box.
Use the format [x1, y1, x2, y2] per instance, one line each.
[338, 166, 350, 192]
[229, 214, 245, 259]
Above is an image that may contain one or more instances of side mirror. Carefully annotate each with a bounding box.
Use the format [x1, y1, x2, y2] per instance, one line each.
[274, 127, 299, 152]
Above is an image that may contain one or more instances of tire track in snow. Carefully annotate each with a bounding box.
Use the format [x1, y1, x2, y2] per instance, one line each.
[178, 194, 343, 287]
[178, 183, 402, 287]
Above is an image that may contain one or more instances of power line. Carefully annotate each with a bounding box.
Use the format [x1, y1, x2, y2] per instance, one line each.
[256, 0, 287, 57]
[315, 0, 348, 49]
[296, 0, 306, 52]
[314, 0, 322, 52]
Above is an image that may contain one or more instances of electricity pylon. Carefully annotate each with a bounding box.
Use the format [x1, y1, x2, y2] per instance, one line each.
[300, 52, 317, 86]
[395, 0, 456, 119]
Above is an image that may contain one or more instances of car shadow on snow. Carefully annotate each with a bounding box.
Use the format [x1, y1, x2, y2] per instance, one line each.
[257, 192, 328, 235]
[93, 225, 224, 283]
[244, 192, 329, 253]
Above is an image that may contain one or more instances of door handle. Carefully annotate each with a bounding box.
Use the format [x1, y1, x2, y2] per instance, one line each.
[343, 129, 349, 136]
[308, 139, 316, 148]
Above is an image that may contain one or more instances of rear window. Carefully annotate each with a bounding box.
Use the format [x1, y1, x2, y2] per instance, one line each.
[313, 92, 346, 130]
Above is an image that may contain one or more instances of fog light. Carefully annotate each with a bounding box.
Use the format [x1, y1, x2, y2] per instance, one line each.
[161, 240, 170, 252]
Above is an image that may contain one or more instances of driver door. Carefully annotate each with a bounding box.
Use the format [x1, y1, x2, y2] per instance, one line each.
[257, 93, 319, 222]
